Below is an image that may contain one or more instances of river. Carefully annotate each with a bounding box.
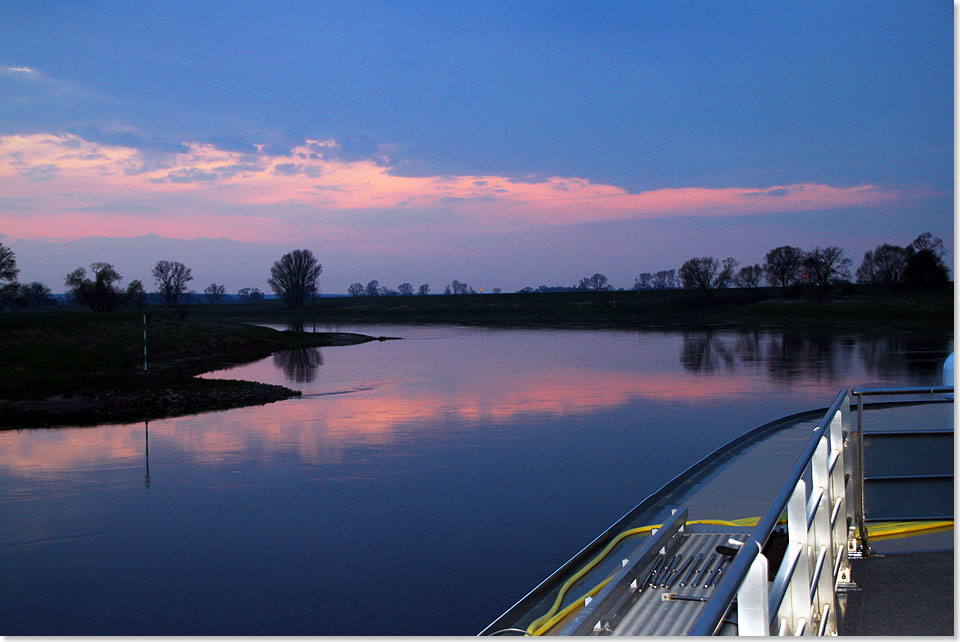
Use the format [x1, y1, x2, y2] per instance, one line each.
[0, 323, 951, 634]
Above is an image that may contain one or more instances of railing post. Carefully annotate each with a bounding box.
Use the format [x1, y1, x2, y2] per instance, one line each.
[811, 435, 837, 634]
[737, 550, 770, 636]
[853, 392, 871, 556]
[785, 479, 812, 634]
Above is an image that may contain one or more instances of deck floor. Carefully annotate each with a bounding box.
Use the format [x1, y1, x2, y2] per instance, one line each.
[840, 550, 954, 636]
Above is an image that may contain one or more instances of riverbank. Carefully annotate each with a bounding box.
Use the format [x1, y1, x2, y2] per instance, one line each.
[0, 309, 383, 428]
[196, 285, 953, 331]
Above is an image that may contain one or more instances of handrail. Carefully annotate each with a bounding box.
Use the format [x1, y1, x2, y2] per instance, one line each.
[687, 390, 850, 635]
[852, 385, 953, 396]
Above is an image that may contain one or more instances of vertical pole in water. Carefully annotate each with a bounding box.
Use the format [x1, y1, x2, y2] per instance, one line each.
[143, 311, 148, 371]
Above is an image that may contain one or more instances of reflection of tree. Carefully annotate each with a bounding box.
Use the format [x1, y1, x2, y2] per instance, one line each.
[286, 318, 305, 333]
[273, 348, 323, 382]
[678, 328, 951, 388]
[857, 334, 953, 385]
[680, 331, 736, 373]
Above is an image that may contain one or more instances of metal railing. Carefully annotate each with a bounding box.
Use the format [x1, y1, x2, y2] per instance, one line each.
[688, 390, 852, 635]
[690, 384, 953, 636]
[850, 386, 954, 554]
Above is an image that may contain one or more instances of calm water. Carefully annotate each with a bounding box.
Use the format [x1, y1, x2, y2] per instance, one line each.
[0, 324, 951, 635]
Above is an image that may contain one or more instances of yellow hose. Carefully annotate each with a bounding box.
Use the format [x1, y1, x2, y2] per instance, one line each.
[525, 517, 953, 635]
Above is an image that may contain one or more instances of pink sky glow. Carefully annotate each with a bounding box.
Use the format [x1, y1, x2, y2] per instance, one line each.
[0, 133, 915, 244]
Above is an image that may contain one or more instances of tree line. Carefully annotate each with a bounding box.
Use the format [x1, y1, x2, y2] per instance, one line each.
[0, 246, 325, 311]
[514, 232, 949, 296]
[0, 233, 949, 311]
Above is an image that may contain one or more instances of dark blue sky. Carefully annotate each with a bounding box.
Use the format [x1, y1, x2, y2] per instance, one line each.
[0, 1, 953, 291]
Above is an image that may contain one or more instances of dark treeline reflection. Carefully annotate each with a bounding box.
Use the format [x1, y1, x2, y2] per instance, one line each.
[273, 348, 323, 382]
[680, 329, 951, 385]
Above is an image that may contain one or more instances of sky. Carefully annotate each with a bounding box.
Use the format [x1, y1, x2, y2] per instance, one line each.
[0, 0, 953, 294]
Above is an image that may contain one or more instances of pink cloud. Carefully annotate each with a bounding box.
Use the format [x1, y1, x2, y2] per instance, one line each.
[0, 132, 920, 242]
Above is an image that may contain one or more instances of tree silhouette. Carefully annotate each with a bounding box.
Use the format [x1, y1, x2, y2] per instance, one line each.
[66, 262, 126, 311]
[398, 282, 414, 296]
[802, 247, 851, 289]
[365, 280, 380, 296]
[238, 287, 264, 302]
[856, 244, 909, 287]
[153, 260, 194, 307]
[204, 283, 226, 303]
[418, 283, 430, 295]
[736, 264, 764, 289]
[634, 273, 653, 290]
[19, 282, 55, 308]
[268, 249, 322, 308]
[763, 246, 804, 289]
[653, 269, 676, 289]
[348, 282, 365, 296]
[678, 257, 737, 295]
[0, 243, 19, 307]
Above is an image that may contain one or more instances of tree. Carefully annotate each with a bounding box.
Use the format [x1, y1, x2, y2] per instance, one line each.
[802, 246, 851, 289]
[0, 243, 19, 308]
[448, 280, 473, 294]
[678, 256, 738, 296]
[653, 269, 677, 289]
[204, 283, 226, 303]
[763, 246, 805, 289]
[736, 264, 764, 290]
[904, 248, 949, 290]
[238, 287, 264, 302]
[418, 283, 430, 295]
[398, 282, 414, 296]
[909, 232, 945, 257]
[348, 282, 365, 296]
[365, 280, 380, 296]
[855, 244, 909, 287]
[152, 260, 194, 307]
[126, 279, 146, 306]
[904, 233, 949, 289]
[18, 282, 54, 309]
[634, 273, 653, 290]
[268, 249, 322, 308]
[65, 262, 125, 311]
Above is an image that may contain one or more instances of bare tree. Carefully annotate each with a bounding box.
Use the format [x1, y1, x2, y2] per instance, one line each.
[634, 273, 653, 290]
[238, 287, 264, 302]
[204, 283, 226, 303]
[348, 282, 365, 296]
[153, 260, 194, 307]
[802, 247, 851, 288]
[0, 243, 19, 307]
[678, 257, 738, 296]
[418, 283, 430, 295]
[736, 264, 764, 289]
[18, 282, 54, 308]
[449, 280, 473, 294]
[855, 244, 909, 287]
[909, 232, 945, 257]
[365, 280, 380, 296]
[653, 269, 677, 289]
[763, 246, 805, 289]
[398, 282, 414, 296]
[268, 249, 322, 308]
[66, 262, 125, 311]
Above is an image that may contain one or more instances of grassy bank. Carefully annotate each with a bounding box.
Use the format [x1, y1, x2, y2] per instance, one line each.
[192, 285, 953, 331]
[0, 309, 381, 428]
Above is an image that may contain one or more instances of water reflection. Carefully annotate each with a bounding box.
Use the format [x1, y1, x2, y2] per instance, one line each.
[273, 348, 323, 382]
[0, 325, 952, 635]
[678, 329, 945, 387]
